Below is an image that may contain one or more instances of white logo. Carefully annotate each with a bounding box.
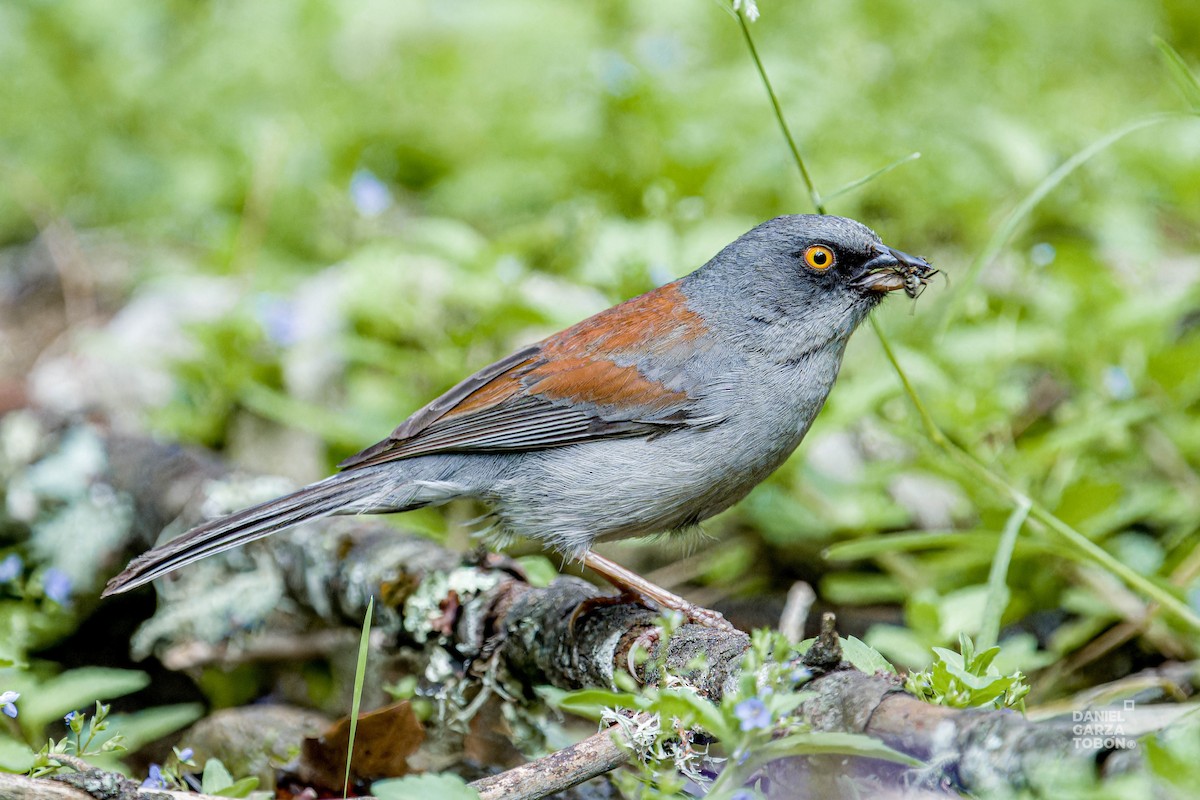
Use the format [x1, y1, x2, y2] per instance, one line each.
[1071, 699, 1138, 751]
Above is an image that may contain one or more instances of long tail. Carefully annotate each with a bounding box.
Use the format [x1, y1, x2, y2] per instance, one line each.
[103, 470, 383, 597]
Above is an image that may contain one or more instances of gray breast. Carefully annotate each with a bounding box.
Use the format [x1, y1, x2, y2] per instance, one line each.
[485, 342, 846, 555]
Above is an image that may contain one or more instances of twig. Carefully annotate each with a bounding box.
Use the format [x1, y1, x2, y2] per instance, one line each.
[778, 581, 815, 644]
[469, 725, 630, 800]
[160, 629, 360, 671]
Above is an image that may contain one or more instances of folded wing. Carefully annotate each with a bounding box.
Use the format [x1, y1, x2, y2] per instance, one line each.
[339, 281, 713, 470]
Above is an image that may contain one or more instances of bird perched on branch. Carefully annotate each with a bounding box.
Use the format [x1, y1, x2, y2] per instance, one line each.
[104, 214, 935, 629]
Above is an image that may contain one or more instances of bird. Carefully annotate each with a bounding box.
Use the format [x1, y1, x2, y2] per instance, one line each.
[103, 214, 935, 629]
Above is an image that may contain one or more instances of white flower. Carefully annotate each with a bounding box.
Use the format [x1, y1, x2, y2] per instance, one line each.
[733, 0, 760, 21]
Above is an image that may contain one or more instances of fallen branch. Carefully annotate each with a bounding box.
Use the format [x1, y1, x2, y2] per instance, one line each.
[469, 724, 629, 800]
[0, 770, 224, 800]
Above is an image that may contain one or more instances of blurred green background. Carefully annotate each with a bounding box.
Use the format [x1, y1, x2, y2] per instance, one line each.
[2, 0, 1200, 693]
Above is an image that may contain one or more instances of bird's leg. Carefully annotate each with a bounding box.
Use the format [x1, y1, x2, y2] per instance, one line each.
[581, 551, 735, 633]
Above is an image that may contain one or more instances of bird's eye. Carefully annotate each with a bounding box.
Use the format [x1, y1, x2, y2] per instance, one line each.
[802, 245, 835, 271]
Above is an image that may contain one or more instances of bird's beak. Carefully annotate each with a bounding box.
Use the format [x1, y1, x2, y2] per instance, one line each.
[851, 243, 937, 298]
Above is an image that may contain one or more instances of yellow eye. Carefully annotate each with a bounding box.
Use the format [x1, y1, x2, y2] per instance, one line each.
[803, 245, 835, 271]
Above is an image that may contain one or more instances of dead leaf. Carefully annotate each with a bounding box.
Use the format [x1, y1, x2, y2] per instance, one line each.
[298, 701, 425, 791]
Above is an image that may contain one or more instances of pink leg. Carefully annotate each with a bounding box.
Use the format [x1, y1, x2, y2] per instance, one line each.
[582, 551, 735, 632]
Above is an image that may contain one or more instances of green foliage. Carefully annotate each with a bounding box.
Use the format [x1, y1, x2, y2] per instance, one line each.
[1140, 716, 1200, 796]
[15, 669, 149, 735]
[26, 703, 126, 778]
[201, 757, 261, 799]
[150, 313, 287, 449]
[904, 634, 1030, 711]
[103, 704, 205, 753]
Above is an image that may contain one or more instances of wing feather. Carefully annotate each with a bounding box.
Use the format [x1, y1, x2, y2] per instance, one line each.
[338, 281, 711, 470]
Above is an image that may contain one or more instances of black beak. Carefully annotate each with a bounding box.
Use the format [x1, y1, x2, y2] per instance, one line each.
[851, 242, 937, 297]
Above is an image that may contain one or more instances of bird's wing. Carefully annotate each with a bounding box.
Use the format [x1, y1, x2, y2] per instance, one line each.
[338, 281, 718, 470]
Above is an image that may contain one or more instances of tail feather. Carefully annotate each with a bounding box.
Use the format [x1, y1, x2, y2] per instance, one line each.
[102, 472, 378, 597]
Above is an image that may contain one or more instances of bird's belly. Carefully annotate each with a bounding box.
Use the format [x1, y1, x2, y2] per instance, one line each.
[483, 347, 845, 555]
[489, 395, 821, 554]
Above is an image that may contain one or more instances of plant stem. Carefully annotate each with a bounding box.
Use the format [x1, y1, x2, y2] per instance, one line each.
[736, 12, 825, 215]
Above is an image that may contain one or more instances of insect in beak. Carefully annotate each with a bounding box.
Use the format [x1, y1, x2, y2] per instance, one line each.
[851, 243, 938, 298]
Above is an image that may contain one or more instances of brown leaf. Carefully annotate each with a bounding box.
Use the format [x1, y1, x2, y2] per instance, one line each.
[298, 701, 425, 791]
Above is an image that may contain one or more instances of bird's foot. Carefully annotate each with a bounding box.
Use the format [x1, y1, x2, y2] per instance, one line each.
[581, 551, 736, 633]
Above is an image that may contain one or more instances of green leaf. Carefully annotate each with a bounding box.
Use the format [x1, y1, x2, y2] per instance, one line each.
[101, 704, 204, 752]
[215, 776, 260, 798]
[653, 688, 730, 741]
[19, 668, 150, 730]
[968, 645, 1001, 675]
[537, 686, 639, 720]
[840, 636, 896, 675]
[0, 734, 37, 772]
[202, 758, 235, 793]
[514, 555, 558, 589]
[372, 773, 481, 800]
[824, 531, 969, 560]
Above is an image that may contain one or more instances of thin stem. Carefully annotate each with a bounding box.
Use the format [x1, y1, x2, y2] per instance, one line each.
[825, 152, 922, 203]
[736, 12, 825, 215]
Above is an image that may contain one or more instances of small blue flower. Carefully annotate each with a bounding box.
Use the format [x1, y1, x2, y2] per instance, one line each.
[349, 169, 393, 217]
[0, 691, 19, 719]
[254, 295, 298, 348]
[178, 748, 194, 762]
[790, 666, 813, 685]
[141, 764, 166, 789]
[734, 697, 771, 731]
[64, 710, 77, 724]
[1103, 366, 1134, 401]
[43, 568, 72, 605]
[731, 791, 757, 800]
[0, 554, 22, 583]
[1030, 242, 1056, 267]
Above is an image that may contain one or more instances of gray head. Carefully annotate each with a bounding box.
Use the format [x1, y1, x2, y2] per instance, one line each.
[684, 214, 933, 357]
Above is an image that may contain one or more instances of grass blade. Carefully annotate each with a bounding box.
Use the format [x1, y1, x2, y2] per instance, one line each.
[978, 500, 1030, 650]
[344, 596, 375, 799]
[825, 152, 922, 203]
[1155, 38, 1200, 112]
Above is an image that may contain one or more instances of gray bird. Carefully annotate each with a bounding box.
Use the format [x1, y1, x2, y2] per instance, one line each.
[104, 214, 934, 628]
